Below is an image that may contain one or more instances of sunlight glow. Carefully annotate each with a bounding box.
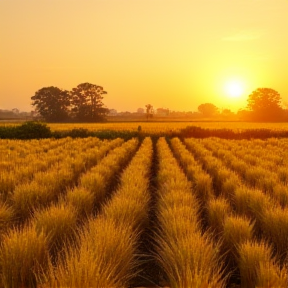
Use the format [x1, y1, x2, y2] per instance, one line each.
[224, 80, 244, 98]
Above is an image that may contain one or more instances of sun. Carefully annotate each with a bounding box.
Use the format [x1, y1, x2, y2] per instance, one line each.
[224, 80, 244, 98]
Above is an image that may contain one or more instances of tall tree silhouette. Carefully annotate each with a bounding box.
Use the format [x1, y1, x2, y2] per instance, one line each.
[247, 88, 283, 121]
[198, 103, 218, 117]
[71, 83, 109, 122]
[31, 87, 70, 122]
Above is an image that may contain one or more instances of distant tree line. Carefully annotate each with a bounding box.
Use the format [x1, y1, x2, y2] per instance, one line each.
[31, 85, 286, 123]
[31, 83, 109, 122]
[0, 108, 31, 119]
[197, 88, 287, 122]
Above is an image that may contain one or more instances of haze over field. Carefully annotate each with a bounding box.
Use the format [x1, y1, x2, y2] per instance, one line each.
[1, 0, 287, 112]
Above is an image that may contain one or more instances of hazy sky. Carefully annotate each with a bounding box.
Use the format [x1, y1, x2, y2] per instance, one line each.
[1, 0, 287, 112]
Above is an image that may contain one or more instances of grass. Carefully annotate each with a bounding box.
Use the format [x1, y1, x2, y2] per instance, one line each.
[64, 187, 94, 220]
[11, 138, 124, 220]
[206, 198, 232, 238]
[0, 224, 49, 288]
[45, 137, 153, 288]
[0, 202, 14, 236]
[203, 137, 288, 208]
[170, 137, 214, 205]
[232, 186, 274, 220]
[79, 138, 139, 210]
[33, 203, 78, 259]
[155, 137, 226, 288]
[46, 217, 138, 288]
[221, 215, 254, 260]
[238, 241, 287, 288]
[2, 134, 288, 287]
[261, 207, 288, 264]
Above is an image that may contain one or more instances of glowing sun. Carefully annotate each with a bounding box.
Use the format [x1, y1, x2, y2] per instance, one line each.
[224, 80, 244, 98]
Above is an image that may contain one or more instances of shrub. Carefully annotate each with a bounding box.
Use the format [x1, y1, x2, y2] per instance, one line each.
[179, 126, 288, 139]
[0, 126, 18, 139]
[16, 121, 51, 139]
[0, 121, 51, 139]
[68, 128, 90, 138]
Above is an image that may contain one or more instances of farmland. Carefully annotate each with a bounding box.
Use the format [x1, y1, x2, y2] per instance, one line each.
[1, 132, 288, 287]
[2, 121, 288, 133]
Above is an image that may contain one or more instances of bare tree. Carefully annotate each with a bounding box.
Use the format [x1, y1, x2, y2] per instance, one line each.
[145, 104, 154, 120]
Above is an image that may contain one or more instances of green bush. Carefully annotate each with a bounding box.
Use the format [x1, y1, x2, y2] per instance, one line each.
[0, 121, 51, 139]
[178, 125, 288, 139]
[69, 128, 90, 138]
[16, 121, 51, 139]
[0, 126, 18, 139]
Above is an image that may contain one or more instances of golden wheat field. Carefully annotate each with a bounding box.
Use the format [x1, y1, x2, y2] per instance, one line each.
[32, 121, 288, 133]
[1, 121, 288, 133]
[1, 131, 288, 287]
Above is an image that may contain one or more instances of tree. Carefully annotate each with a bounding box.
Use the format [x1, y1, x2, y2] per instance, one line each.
[247, 88, 283, 121]
[198, 103, 219, 117]
[221, 109, 235, 119]
[71, 83, 109, 122]
[145, 104, 154, 120]
[31, 87, 70, 122]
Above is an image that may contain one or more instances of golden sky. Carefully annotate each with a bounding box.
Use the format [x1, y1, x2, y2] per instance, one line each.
[1, 0, 287, 112]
